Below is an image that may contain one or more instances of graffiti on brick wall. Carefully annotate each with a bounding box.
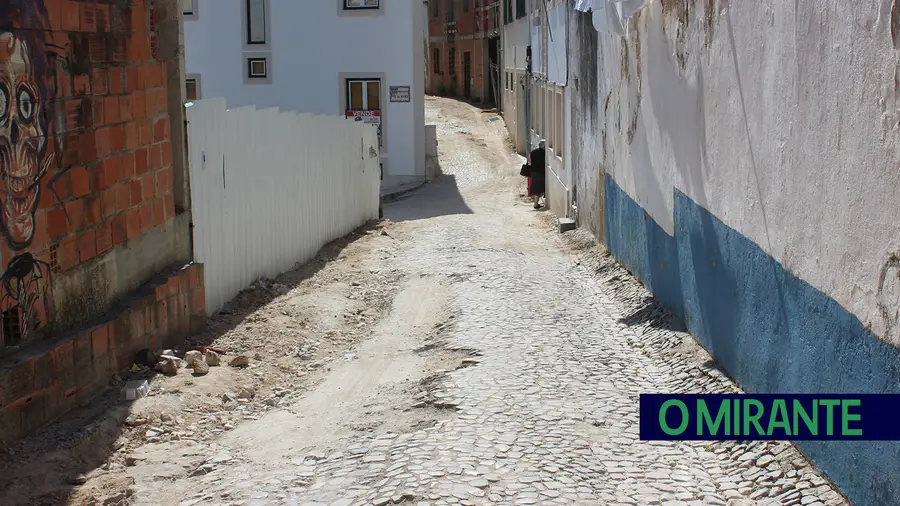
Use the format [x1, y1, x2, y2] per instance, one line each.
[0, 0, 65, 348]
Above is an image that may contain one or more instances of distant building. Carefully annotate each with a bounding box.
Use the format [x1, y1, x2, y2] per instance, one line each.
[182, 0, 426, 189]
[427, 0, 501, 106]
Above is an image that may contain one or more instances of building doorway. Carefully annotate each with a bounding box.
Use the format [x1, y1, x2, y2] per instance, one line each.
[463, 51, 472, 98]
[488, 36, 499, 108]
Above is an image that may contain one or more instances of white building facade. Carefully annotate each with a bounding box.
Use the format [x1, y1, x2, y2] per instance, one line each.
[182, 0, 426, 188]
[499, 0, 572, 219]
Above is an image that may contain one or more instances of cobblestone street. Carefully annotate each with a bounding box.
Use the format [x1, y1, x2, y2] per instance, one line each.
[145, 98, 844, 506]
[14, 97, 840, 506]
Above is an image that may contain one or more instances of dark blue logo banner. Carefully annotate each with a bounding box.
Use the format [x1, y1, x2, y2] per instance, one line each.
[639, 394, 900, 441]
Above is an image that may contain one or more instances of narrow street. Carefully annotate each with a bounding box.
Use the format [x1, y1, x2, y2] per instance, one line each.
[2, 98, 847, 506]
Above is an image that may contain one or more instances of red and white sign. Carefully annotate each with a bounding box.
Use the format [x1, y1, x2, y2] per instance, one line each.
[346, 110, 381, 119]
[346, 110, 382, 146]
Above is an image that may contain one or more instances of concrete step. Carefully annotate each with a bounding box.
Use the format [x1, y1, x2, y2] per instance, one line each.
[558, 217, 576, 233]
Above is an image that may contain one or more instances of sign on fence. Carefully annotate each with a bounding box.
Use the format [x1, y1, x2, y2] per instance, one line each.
[346, 109, 382, 146]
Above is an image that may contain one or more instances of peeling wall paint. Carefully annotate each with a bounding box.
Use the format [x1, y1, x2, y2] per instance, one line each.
[571, 0, 900, 502]
[569, 8, 603, 238]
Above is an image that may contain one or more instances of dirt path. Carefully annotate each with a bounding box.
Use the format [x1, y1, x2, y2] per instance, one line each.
[0, 97, 521, 506]
[0, 97, 846, 506]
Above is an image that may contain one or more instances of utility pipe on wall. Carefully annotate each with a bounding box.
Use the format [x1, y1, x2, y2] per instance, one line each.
[524, 1, 533, 155]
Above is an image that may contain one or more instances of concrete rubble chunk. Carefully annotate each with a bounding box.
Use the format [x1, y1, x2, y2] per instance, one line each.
[155, 358, 179, 376]
[558, 217, 576, 233]
[184, 350, 203, 367]
[230, 355, 250, 367]
[206, 350, 222, 366]
[158, 354, 184, 368]
[192, 360, 210, 376]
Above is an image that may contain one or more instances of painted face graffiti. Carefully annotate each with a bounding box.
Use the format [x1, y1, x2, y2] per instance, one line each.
[0, 32, 51, 250]
[0, 0, 61, 352]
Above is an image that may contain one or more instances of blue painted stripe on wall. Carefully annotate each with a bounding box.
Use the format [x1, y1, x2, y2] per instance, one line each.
[603, 174, 900, 505]
[603, 176, 683, 320]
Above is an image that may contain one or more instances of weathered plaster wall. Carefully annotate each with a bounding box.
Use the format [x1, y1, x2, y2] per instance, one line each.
[571, 0, 900, 503]
[599, 0, 900, 346]
[568, 7, 603, 238]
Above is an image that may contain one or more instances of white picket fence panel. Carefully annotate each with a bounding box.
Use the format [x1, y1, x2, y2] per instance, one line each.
[185, 98, 381, 315]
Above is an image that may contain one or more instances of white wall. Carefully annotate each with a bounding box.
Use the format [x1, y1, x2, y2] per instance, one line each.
[501, 16, 530, 152]
[184, 0, 424, 180]
[503, 16, 529, 70]
[530, 14, 543, 75]
[593, 0, 900, 345]
[547, 1, 567, 86]
[186, 98, 381, 315]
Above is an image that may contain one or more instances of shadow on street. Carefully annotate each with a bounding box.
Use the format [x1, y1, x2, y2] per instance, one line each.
[385, 174, 473, 223]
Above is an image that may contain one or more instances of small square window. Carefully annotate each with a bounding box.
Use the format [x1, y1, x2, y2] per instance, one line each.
[248, 58, 267, 78]
[344, 0, 379, 9]
[186, 78, 199, 101]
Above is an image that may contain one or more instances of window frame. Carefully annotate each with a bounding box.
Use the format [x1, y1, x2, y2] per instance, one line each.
[544, 86, 550, 142]
[246, 0, 267, 45]
[182, 0, 198, 19]
[433, 48, 441, 74]
[345, 78, 382, 111]
[185, 74, 201, 101]
[248, 57, 268, 78]
[556, 90, 564, 160]
[545, 87, 556, 150]
[343, 0, 380, 10]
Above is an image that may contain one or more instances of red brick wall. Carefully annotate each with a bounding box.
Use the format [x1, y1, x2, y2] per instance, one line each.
[0, 262, 204, 440]
[428, 1, 498, 101]
[430, 39, 488, 101]
[0, 0, 179, 353]
[0, 0, 203, 441]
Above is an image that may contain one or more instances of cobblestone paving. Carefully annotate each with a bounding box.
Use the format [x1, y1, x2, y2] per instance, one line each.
[207, 100, 847, 506]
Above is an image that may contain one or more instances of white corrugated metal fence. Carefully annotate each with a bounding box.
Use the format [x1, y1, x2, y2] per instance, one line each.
[186, 98, 381, 315]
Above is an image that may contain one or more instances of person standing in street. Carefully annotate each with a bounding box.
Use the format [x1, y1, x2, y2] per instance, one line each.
[528, 141, 547, 209]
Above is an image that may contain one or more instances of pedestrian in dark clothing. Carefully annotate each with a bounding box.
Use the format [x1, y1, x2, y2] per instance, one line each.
[528, 141, 546, 209]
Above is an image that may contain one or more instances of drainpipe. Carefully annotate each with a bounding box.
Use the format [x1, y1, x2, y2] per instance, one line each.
[424, 0, 431, 92]
[524, 2, 533, 155]
[565, 0, 574, 219]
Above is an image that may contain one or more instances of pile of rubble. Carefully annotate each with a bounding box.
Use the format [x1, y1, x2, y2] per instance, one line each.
[151, 348, 249, 376]
[121, 347, 252, 401]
